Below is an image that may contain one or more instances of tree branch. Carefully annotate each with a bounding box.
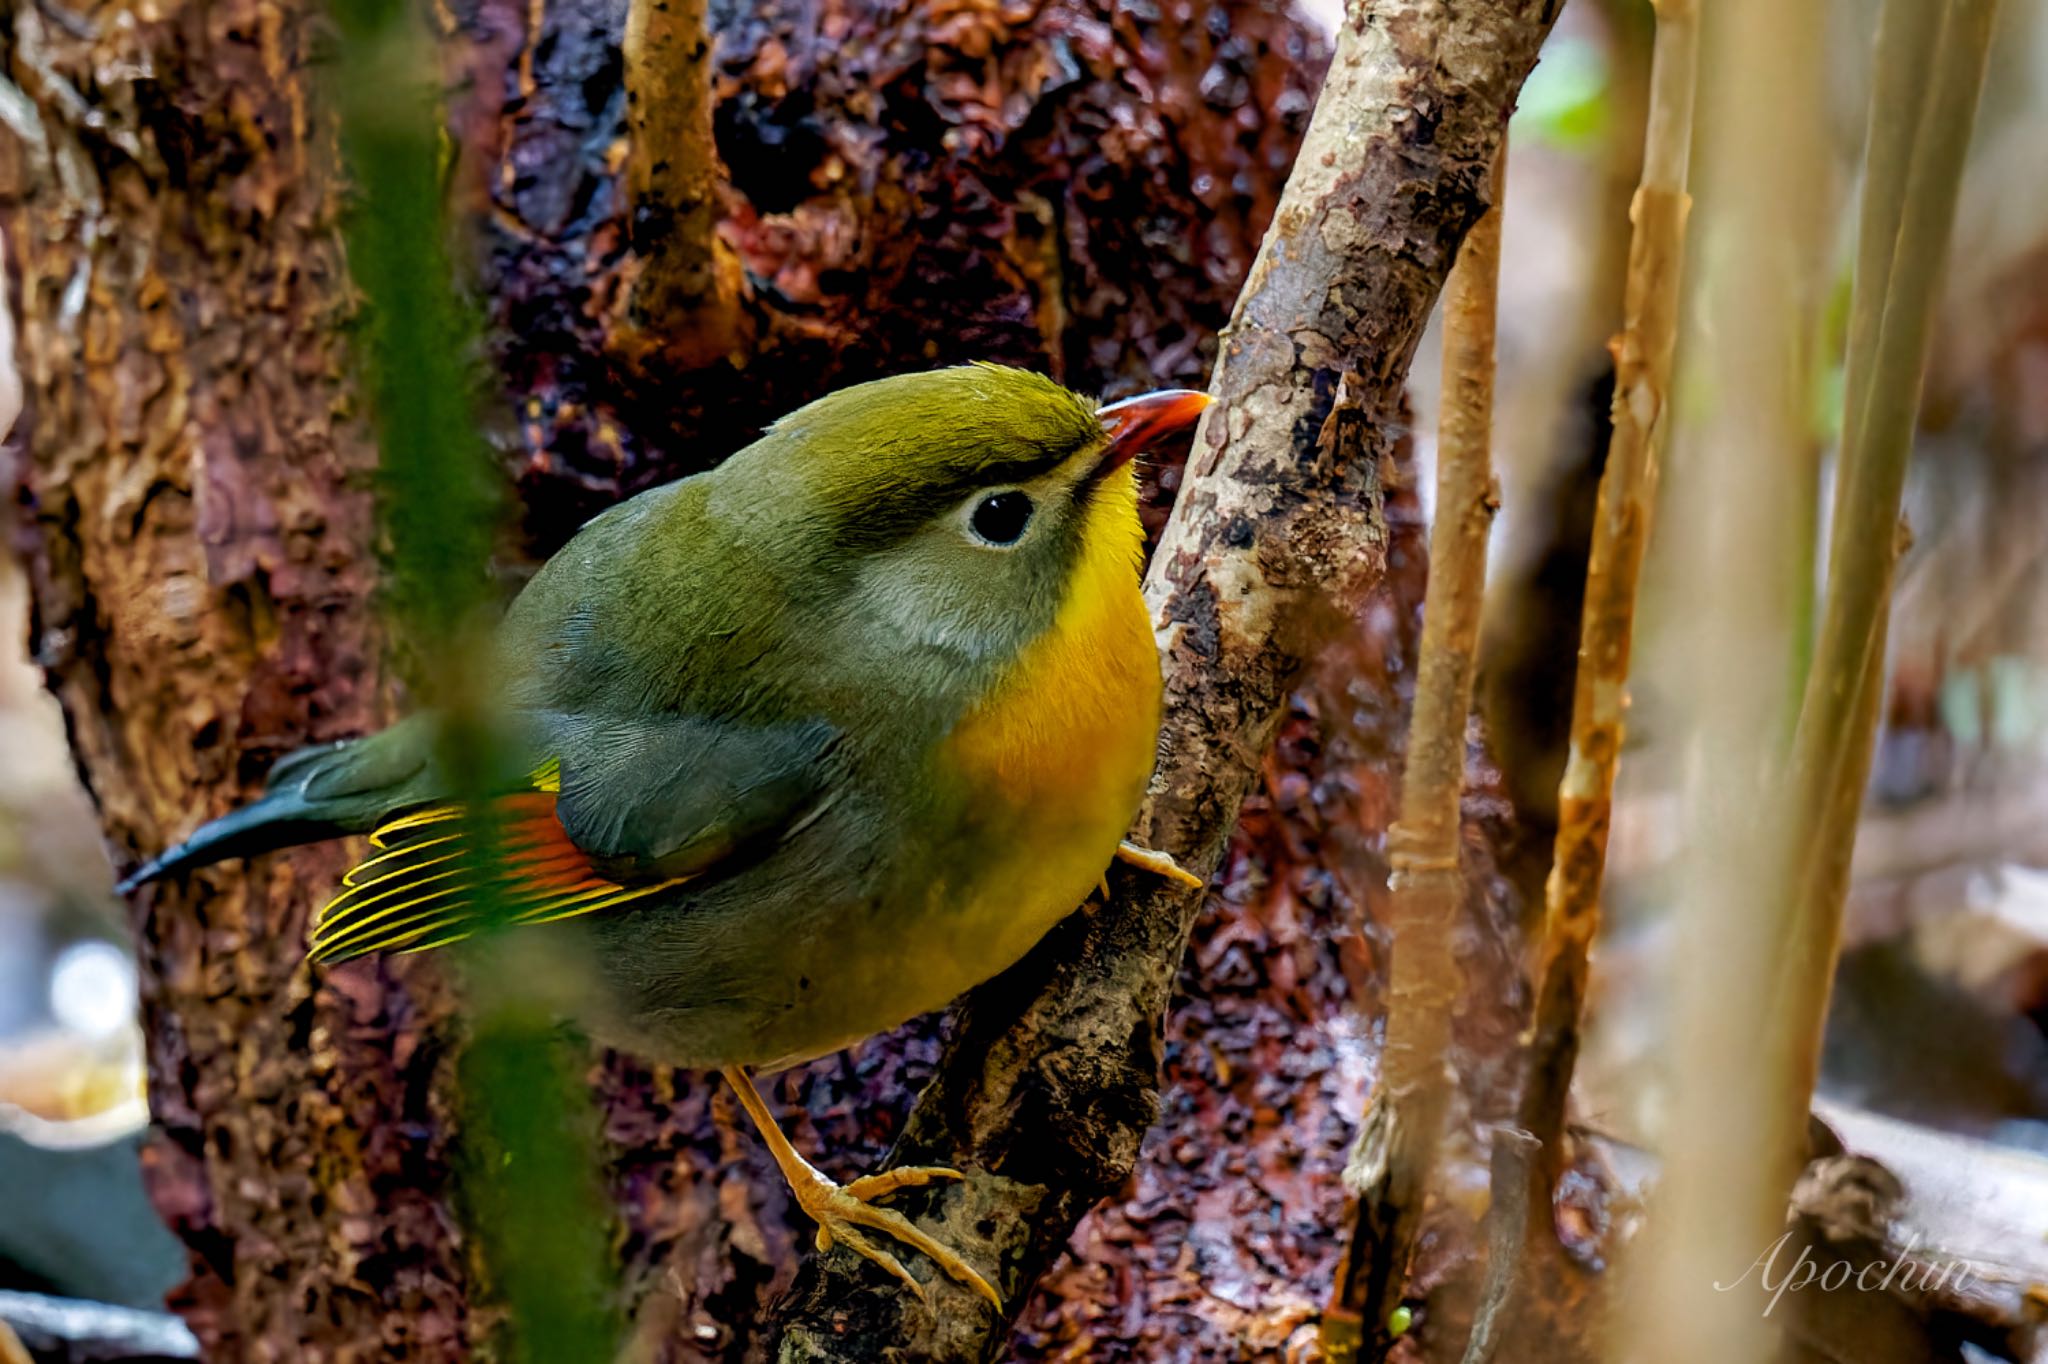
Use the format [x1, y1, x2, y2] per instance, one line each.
[1768, 0, 2000, 1203]
[763, 1, 1561, 1358]
[1324, 143, 1505, 1364]
[1463, 1, 1699, 1354]
[619, 0, 740, 364]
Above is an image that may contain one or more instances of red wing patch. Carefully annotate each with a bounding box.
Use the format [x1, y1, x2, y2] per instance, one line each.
[307, 785, 682, 963]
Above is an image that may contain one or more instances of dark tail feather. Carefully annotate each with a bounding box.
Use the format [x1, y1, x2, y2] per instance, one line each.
[116, 797, 348, 893]
[117, 728, 438, 894]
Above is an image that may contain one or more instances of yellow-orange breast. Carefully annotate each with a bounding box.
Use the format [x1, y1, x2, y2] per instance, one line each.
[934, 473, 1163, 978]
[944, 487, 1160, 821]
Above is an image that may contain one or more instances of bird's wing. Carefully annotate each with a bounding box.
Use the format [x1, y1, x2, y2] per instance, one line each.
[548, 713, 841, 879]
[306, 714, 838, 962]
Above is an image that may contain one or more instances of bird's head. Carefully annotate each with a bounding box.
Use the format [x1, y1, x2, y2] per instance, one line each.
[718, 364, 1209, 670]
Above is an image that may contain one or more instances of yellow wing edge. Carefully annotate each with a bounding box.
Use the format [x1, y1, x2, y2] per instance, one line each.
[306, 758, 680, 963]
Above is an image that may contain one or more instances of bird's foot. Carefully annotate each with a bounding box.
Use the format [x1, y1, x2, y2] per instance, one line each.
[789, 1163, 1001, 1308]
[1114, 839, 1205, 890]
[722, 1068, 1001, 1308]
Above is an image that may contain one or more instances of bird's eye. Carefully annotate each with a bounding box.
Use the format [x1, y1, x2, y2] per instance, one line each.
[969, 491, 1034, 546]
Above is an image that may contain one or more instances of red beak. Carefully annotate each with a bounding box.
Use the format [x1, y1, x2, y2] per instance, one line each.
[1093, 388, 1213, 477]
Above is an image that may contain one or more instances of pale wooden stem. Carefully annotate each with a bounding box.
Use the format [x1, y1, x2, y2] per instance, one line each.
[1623, 1, 1996, 1361]
[1460, 3, 1699, 1357]
[1324, 144, 1505, 1362]
[1769, 0, 2002, 1175]
[1532, 0, 1694, 1036]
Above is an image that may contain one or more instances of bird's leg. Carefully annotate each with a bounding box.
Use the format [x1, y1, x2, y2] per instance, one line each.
[1113, 839, 1205, 890]
[719, 1067, 1001, 1308]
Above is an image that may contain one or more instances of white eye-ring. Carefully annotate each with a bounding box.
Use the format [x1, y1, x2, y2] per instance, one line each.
[965, 489, 1034, 547]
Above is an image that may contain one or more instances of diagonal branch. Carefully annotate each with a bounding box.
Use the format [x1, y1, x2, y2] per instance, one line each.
[764, 1, 1562, 1359]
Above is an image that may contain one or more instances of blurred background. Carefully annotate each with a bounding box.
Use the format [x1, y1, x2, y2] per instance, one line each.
[0, 529, 183, 1309]
[1, 0, 2045, 1353]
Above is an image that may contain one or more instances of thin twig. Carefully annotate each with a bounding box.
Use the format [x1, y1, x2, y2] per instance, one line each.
[1533, 6, 1693, 1014]
[1621, 2, 1996, 1360]
[1324, 143, 1505, 1363]
[1460, 3, 1698, 1357]
[1612, 5, 1828, 1361]
[330, 0, 619, 1356]
[1769, 0, 2001, 1184]
[619, 0, 740, 364]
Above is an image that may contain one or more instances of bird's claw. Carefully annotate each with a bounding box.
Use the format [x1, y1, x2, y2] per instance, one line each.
[1114, 839, 1205, 890]
[792, 1164, 1001, 1309]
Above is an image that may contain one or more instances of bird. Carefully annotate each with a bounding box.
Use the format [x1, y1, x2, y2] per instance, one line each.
[119, 363, 1211, 1306]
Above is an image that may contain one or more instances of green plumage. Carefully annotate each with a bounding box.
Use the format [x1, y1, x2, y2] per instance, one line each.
[120, 363, 1217, 1301]
[122, 364, 1137, 1070]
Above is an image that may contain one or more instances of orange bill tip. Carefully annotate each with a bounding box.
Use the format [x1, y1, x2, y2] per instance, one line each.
[1094, 388, 1213, 476]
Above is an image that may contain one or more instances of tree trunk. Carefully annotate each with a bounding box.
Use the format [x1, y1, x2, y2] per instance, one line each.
[1, 0, 1321, 1357]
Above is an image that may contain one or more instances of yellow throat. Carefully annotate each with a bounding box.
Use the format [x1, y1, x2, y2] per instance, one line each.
[944, 464, 1161, 825]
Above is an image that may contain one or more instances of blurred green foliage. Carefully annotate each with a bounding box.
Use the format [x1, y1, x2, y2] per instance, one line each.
[1511, 34, 1611, 152]
[325, 1, 620, 1358]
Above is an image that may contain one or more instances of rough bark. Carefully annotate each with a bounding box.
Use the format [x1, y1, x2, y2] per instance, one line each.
[0, 1, 459, 1356]
[2, 0, 1321, 1358]
[455, 0, 1324, 551]
[770, 2, 1559, 1359]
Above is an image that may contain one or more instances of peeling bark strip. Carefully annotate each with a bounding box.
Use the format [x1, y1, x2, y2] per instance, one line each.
[769, 3, 1559, 1358]
[1537, 67, 1694, 1051]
